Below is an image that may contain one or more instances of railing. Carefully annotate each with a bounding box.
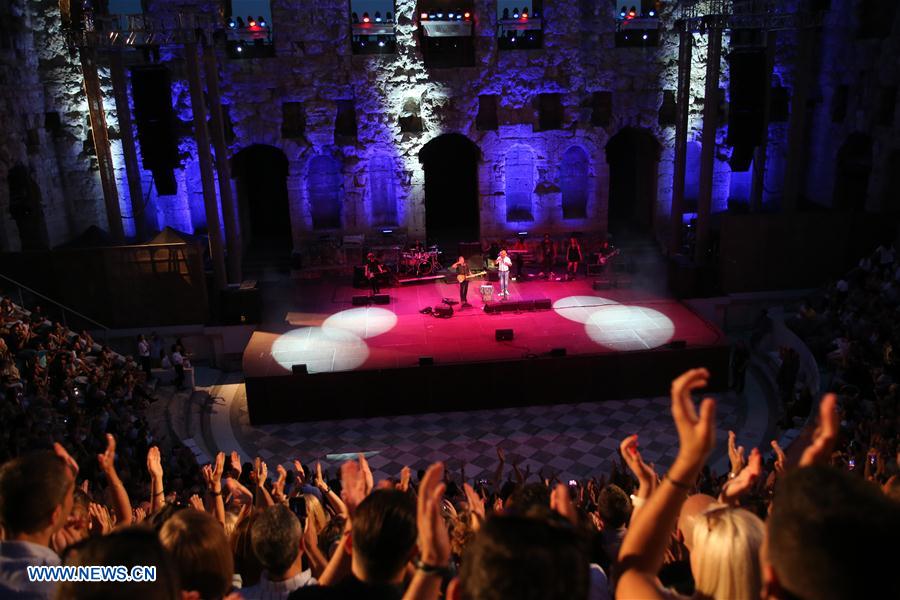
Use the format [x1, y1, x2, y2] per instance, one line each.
[0, 273, 110, 341]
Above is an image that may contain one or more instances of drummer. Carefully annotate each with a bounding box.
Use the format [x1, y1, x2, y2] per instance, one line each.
[406, 239, 425, 253]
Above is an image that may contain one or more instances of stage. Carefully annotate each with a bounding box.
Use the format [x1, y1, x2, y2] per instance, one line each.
[243, 276, 729, 424]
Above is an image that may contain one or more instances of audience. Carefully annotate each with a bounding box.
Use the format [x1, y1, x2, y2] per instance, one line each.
[0, 291, 899, 600]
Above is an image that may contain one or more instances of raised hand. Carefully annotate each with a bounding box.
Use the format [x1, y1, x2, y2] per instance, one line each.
[212, 452, 225, 487]
[341, 459, 369, 515]
[132, 507, 146, 523]
[274, 465, 288, 502]
[358, 453, 374, 495]
[89, 502, 112, 535]
[97, 434, 117, 473]
[398, 466, 411, 492]
[314, 461, 327, 490]
[54, 442, 79, 477]
[799, 393, 839, 467]
[230, 451, 242, 476]
[620, 434, 657, 486]
[416, 463, 451, 568]
[463, 483, 485, 526]
[188, 494, 205, 511]
[146, 446, 163, 480]
[770, 440, 786, 475]
[293, 459, 306, 483]
[727, 430, 746, 476]
[670, 368, 717, 468]
[721, 447, 763, 505]
[254, 457, 268, 487]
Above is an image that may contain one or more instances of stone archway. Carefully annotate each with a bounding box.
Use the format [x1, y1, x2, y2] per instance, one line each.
[419, 133, 481, 247]
[605, 127, 661, 233]
[231, 145, 291, 253]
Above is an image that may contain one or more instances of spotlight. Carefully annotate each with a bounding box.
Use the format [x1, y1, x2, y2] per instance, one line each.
[436, 12, 443, 18]
[628, 6, 636, 18]
[227, 17, 236, 28]
[642, 33, 648, 39]
[351, 12, 359, 23]
[512, 7, 519, 18]
[258, 16, 266, 27]
[235, 42, 243, 53]
[620, 6, 627, 18]
[648, 9, 656, 16]
[247, 15, 256, 26]
[374, 11, 381, 22]
[362, 12, 370, 23]
[456, 13, 462, 20]
[420, 12, 428, 19]
[378, 40, 385, 47]
[522, 7, 529, 19]
[464, 12, 471, 19]
[447, 12, 454, 19]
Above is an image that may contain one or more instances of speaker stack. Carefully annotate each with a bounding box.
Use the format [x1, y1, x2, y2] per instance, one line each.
[130, 66, 179, 194]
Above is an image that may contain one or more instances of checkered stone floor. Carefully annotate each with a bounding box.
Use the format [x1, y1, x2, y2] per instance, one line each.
[228, 387, 748, 483]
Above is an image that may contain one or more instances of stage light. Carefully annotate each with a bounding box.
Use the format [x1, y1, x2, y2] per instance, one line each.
[456, 13, 462, 20]
[374, 11, 382, 22]
[436, 12, 443, 18]
[522, 7, 529, 18]
[378, 40, 385, 47]
[236, 16, 245, 28]
[351, 11, 359, 23]
[420, 12, 428, 19]
[235, 42, 243, 53]
[648, 9, 656, 16]
[642, 33, 648, 40]
[502, 8, 509, 19]
[628, 6, 636, 18]
[447, 12, 454, 19]
[381, 228, 393, 234]
[464, 11, 471, 19]
[227, 17, 236, 28]
[620, 7, 627, 18]
[362, 12, 370, 23]
[258, 16, 266, 27]
[247, 15, 256, 26]
[517, 231, 529, 236]
[513, 7, 519, 18]
[386, 11, 392, 22]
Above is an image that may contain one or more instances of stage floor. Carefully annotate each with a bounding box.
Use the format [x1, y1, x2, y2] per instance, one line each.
[243, 277, 725, 377]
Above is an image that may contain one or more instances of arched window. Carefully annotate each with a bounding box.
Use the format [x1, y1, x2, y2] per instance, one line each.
[505, 145, 534, 222]
[369, 154, 397, 226]
[307, 155, 342, 229]
[560, 146, 589, 219]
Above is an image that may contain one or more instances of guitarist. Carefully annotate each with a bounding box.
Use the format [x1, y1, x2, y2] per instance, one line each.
[451, 256, 472, 307]
[364, 252, 386, 294]
[596, 239, 619, 272]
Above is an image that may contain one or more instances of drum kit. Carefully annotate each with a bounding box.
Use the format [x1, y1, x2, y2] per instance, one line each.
[399, 246, 442, 277]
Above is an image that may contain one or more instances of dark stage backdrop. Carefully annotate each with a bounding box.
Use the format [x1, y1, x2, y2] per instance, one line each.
[0, 240, 208, 328]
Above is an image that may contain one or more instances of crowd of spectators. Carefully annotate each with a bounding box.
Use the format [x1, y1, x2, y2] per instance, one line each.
[1, 294, 899, 599]
[786, 244, 900, 483]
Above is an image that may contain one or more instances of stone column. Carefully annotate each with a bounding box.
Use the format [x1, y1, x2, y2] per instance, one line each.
[670, 27, 693, 256]
[782, 27, 815, 213]
[80, 46, 124, 242]
[183, 40, 227, 291]
[695, 26, 722, 264]
[108, 50, 149, 239]
[202, 39, 242, 283]
[750, 31, 777, 212]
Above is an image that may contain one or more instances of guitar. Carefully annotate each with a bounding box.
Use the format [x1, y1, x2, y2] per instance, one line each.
[366, 263, 388, 279]
[457, 270, 487, 283]
[597, 248, 620, 265]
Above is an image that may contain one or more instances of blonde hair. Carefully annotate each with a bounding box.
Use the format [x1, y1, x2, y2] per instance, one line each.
[690, 506, 765, 600]
[304, 493, 329, 534]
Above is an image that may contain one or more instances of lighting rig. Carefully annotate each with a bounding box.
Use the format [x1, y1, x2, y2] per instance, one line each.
[351, 9, 397, 54]
[497, 5, 543, 50]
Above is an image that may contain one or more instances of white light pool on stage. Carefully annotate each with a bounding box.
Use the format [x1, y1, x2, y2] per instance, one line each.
[272, 327, 369, 373]
[322, 307, 398, 339]
[585, 305, 675, 351]
[552, 295, 620, 324]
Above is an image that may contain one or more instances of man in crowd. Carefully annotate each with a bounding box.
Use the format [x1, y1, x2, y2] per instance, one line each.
[244, 504, 317, 598]
[0, 448, 76, 599]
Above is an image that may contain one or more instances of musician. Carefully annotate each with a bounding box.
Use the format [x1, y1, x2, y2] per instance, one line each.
[540, 234, 555, 279]
[364, 252, 385, 294]
[512, 237, 528, 280]
[451, 256, 471, 307]
[497, 249, 512, 299]
[566, 237, 583, 280]
[596, 239, 617, 272]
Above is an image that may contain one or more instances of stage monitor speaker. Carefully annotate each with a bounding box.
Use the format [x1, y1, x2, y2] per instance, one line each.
[495, 328, 514, 341]
[665, 340, 687, 350]
[373, 294, 390, 305]
[516, 299, 535, 312]
[291, 364, 308, 375]
[352, 295, 370, 306]
[433, 305, 453, 318]
[419, 357, 434, 366]
[550, 347, 567, 357]
[534, 298, 552, 310]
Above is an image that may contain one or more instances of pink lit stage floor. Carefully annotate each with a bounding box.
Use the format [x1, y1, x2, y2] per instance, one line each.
[244, 278, 725, 377]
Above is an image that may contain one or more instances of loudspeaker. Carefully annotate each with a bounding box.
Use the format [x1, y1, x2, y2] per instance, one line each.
[352, 295, 369, 306]
[550, 348, 567, 357]
[373, 294, 390, 305]
[130, 66, 179, 173]
[419, 357, 434, 366]
[496, 329, 514, 341]
[665, 340, 687, 350]
[291, 364, 308, 375]
[727, 50, 767, 153]
[534, 298, 552, 310]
